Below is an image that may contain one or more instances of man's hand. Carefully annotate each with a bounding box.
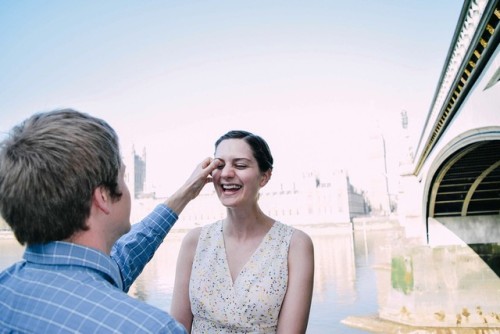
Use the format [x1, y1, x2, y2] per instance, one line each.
[165, 158, 222, 215]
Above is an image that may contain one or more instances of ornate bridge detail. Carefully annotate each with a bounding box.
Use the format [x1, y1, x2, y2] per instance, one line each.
[410, 0, 500, 222]
[415, 0, 499, 175]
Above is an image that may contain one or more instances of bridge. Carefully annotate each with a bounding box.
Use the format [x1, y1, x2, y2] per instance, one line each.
[405, 0, 499, 239]
[375, 0, 500, 330]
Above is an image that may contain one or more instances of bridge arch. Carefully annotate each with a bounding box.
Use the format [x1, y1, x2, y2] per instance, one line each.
[423, 126, 500, 240]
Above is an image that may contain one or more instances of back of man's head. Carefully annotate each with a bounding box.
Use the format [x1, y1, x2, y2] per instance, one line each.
[0, 109, 122, 245]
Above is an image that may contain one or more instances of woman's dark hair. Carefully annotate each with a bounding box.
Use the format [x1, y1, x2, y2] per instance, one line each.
[0, 109, 122, 245]
[215, 130, 273, 172]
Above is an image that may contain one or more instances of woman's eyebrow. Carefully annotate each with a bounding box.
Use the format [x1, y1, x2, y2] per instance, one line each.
[233, 158, 252, 163]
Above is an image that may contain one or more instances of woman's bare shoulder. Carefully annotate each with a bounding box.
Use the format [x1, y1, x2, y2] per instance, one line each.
[290, 228, 314, 253]
[181, 226, 202, 249]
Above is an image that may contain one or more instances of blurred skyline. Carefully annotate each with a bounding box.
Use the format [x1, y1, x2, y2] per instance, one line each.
[0, 1, 463, 192]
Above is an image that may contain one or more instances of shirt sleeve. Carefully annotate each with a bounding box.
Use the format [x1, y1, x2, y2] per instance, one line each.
[110, 204, 178, 292]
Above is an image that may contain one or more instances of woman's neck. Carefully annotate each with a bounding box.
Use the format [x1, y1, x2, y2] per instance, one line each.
[223, 206, 273, 239]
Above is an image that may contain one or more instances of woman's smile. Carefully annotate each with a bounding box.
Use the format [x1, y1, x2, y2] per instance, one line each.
[221, 183, 242, 193]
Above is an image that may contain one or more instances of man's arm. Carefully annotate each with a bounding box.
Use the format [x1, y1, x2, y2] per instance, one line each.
[164, 157, 221, 215]
[111, 157, 221, 291]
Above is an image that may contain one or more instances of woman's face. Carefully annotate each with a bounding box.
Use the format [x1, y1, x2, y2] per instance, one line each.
[212, 139, 270, 208]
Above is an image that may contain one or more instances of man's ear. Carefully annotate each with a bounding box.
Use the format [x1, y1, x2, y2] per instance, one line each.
[93, 186, 111, 215]
[260, 170, 272, 187]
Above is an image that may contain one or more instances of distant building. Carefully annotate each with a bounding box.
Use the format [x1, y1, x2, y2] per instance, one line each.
[125, 145, 151, 199]
[347, 179, 371, 220]
[134, 148, 147, 198]
[141, 168, 370, 228]
[362, 133, 395, 215]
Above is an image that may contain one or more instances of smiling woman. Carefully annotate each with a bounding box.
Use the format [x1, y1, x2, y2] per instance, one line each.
[171, 130, 315, 334]
[212, 131, 273, 209]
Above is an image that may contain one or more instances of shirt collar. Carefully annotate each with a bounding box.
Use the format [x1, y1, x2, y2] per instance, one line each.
[24, 241, 124, 290]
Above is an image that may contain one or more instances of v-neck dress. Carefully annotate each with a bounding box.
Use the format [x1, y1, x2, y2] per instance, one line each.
[189, 220, 295, 333]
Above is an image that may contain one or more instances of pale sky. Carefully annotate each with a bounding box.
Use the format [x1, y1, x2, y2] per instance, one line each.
[0, 1, 463, 192]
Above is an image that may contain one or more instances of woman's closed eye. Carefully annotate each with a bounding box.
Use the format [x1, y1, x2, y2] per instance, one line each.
[234, 164, 247, 169]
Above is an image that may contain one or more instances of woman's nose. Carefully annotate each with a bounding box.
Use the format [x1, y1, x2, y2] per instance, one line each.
[220, 165, 234, 178]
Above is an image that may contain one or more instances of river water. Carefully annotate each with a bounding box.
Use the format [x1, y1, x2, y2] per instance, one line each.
[0, 220, 402, 333]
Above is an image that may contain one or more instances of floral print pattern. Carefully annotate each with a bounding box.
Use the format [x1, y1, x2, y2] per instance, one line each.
[189, 221, 294, 333]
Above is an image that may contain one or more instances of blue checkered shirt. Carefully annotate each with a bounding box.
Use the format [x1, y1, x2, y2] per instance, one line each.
[0, 204, 187, 333]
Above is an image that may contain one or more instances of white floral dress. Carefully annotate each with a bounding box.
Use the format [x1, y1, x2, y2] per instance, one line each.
[189, 220, 294, 333]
